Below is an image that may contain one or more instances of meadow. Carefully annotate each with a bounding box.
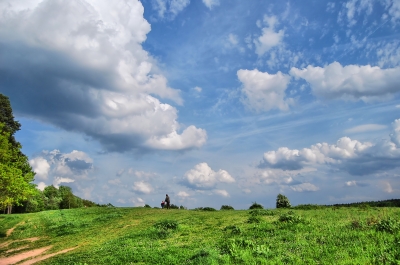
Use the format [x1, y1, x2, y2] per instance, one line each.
[1, 206, 400, 264]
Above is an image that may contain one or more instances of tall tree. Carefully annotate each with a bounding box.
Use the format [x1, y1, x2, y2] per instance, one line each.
[0, 123, 35, 213]
[0, 94, 21, 147]
[0, 93, 36, 214]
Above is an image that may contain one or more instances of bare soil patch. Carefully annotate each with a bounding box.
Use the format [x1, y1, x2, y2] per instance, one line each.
[18, 247, 77, 265]
[0, 246, 52, 265]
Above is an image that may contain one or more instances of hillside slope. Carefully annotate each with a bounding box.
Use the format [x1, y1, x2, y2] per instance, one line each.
[1, 207, 400, 264]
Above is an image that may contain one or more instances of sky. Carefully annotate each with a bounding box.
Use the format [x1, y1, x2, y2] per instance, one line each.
[1, 0, 400, 209]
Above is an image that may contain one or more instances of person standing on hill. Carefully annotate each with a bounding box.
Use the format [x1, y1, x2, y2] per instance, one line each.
[165, 194, 170, 209]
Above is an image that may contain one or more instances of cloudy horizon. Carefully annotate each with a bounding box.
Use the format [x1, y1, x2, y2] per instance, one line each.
[1, 0, 400, 209]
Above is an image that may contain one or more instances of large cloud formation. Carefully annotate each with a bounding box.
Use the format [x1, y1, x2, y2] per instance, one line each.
[0, 0, 206, 152]
[237, 69, 292, 112]
[290, 62, 400, 102]
[259, 119, 400, 176]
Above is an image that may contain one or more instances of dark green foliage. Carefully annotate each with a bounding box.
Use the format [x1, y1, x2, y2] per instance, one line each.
[276, 194, 291, 208]
[331, 199, 400, 208]
[220, 205, 234, 210]
[154, 219, 179, 230]
[179, 205, 185, 209]
[293, 204, 322, 210]
[25, 189, 46, 212]
[277, 211, 303, 224]
[194, 207, 217, 211]
[375, 217, 399, 233]
[82, 199, 98, 207]
[247, 215, 262, 223]
[249, 209, 275, 216]
[249, 202, 264, 209]
[169, 204, 179, 209]
[144, 204, 151, 208]
[0, 94, 21, 146]
[224, 225, 243, 234]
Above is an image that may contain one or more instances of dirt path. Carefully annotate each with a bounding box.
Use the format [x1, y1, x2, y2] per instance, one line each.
[17, 247, 77, 265]
[0, 246, 52, 265]
[1, 222, 78, 264]
[0, 245, 78, 265]
[5, 221, 27, 238]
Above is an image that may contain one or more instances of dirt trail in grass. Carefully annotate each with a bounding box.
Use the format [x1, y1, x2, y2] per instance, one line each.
[5, 221, 24, 237]
[17, 247, 78, 265]
[0, 246, 52, 265]
[1, 223, 77, 265]
[0, 245, 78, 265]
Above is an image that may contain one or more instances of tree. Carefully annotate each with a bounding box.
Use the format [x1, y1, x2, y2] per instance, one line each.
[43, 185, 62, 210]
[0, 94, 36, 214]
[0, 123, 35, 213]
[276, 194, 291, 208]
[249, 202, 264, 209]
[0, 94, 21, 146]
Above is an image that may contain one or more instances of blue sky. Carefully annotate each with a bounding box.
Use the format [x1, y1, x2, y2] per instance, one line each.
[1, 0, 400, 209]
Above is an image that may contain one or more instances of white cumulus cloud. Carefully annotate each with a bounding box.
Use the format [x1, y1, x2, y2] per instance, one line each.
[133, 181, 153, 194]
[29, 157, 50, 180]
[183, 162, 235, 189]
[259, 118, 400, 176]
[254, 15, 284, 56]
[290, 62, 400, 102]
[177, 191, 190, 197]
[214, 189, 230, 197]
[237, 69, 292, 112]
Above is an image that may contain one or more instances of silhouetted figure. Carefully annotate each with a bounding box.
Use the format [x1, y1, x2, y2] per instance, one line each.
[165, 194, 170, 209]
[161, 201, 165, 209]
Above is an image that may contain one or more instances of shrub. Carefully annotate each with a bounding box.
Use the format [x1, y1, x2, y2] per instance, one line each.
[375, 218, 399, 233]
[277, 211, 302, 224]
[220, 205, 234, 210]
[249, 202, 264, 210]
[194, 207, 216, 211]
[224, 225, 243, 234]
[144, 204, 151, 208]
[249, 209, 275, 216]
[276, 194, 291, 208]
[170, 204, 179, 209]
[293, 204, 321, 210]
[179, 205, 185, 210]
[247, 216, 263, 223]
[154, 219, 179, 230]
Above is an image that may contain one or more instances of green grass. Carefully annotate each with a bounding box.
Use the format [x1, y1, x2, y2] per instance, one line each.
[1, 207, 400, 264]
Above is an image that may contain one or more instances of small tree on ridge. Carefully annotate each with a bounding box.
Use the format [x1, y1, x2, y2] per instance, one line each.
[276, 194, 291, 208]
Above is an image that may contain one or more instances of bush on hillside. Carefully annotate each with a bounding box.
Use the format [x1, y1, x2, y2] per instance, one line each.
[170, 204, 179, 209]
[249, 202, 264, 210]
[292, 204, 322, 210]
[276, 194, 291, 208]
[220, 205, 234, 210]
[249, 209, 275, 216]
[194, 207, 217, 211]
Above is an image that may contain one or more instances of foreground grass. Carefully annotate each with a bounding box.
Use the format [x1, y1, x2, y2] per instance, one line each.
[1, 206, 400, 264]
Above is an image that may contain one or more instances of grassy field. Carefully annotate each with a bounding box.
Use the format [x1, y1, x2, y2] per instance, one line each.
[1, 206, 400, 264]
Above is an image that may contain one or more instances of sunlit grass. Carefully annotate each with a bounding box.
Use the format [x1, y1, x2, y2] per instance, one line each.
[1, 206, 400, 264]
